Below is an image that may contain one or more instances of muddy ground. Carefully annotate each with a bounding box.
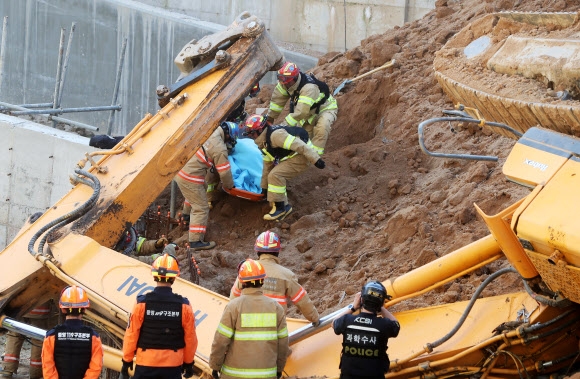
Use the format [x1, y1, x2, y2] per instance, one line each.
[4, 0, 580, 377]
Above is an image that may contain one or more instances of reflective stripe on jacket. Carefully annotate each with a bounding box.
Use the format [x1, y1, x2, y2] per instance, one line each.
[267, 75, 337, 126]
[177, 128, 234, 189]
[209, 287, 289, 379]
[230, 254, 319, 323]
[254, 127, 319, 166]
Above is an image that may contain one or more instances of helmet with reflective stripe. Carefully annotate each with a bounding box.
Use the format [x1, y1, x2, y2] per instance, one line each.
[242, 114, 267, 137]
[221, 121, 240, 144]
[237, 258, 266, 284]
[277, 62, 300, 86]
[151, 253, 180, 281]
[361, 281, 387, 313]
[59, 285, 90, 312]
[255, 230, 281, 254]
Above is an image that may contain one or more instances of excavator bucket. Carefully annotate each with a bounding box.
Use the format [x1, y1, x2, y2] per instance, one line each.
[434, 12, 580, 138]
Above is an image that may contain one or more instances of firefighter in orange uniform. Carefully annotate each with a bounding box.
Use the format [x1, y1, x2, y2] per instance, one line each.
[122, 253, 198, 379]
[41, 286, 103, 379]
[230, 230, 320, 326]
[1, 302, 53, 379]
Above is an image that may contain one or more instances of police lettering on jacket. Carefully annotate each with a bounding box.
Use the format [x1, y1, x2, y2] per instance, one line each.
[333, 313, 400, 377]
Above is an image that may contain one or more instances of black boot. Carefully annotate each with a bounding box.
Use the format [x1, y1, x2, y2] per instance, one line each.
[264, 201, 292, 221]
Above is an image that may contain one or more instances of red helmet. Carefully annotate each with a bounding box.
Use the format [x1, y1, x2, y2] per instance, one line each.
[242, 114, 267, 137]
[255, 230, 281, 254]
[277, 62, 300, 86]
[238, 259, 266, 284]
[151, 253, 180, 281]
[59, 285, 90, 313]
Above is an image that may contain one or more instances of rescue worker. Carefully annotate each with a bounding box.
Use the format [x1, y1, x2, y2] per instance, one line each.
[122, 253, 198, 379]
[205, 83, 261, 209]
[41, 286, 103, 379]
[1, 302, 53, 379]
[267, 62, 338, 155]
[242, 114, 325, 221]
[210, 259, 289, 379]
[332, 281, 400, 379]
[230, 230, 320, 326]
[175, 121, 240, 250]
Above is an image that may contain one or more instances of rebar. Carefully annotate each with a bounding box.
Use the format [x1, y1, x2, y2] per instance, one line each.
[0, 16, 7, 93]
[52, 28, 66, 123]
[0, 101, 99, 131]
[107, 37, 127, 135]
[52, 22, 75, 128]
[10, 105, 121, 116]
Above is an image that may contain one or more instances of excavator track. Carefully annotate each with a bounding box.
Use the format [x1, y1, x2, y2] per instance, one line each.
[434, 11, 580, 138]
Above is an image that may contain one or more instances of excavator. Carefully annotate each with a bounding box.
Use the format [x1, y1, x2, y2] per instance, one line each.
[2, 10, 580, 379]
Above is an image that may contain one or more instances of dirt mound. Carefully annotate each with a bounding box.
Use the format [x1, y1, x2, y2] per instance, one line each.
[161, 0, 580, 320]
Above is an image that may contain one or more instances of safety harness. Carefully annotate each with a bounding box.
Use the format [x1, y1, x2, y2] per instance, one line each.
[289, 73, 330, 114]
[262, 126, 310, 164]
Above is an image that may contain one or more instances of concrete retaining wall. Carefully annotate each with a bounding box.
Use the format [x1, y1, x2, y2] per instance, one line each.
[0, 114, 95, 249]
[134, 0, 435, 53]
[0, 0, 316, 137]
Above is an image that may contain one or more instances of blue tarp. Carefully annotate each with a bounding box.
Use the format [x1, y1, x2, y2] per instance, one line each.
[228, 138, 263, 193]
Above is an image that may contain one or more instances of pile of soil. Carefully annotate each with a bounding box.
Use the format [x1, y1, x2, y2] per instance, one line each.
[161, 0, 580, 320]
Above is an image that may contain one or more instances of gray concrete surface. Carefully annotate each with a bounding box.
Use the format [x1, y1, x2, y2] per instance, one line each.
[134, 0, 435, 53]
[0, 0, 317, 136]
[0, 114, 95, 249]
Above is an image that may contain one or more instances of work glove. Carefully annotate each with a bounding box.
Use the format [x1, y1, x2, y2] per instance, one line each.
[277, 372, 282, 379]
[314, 159, 325, 169]
[212, 370, 220, 379]
[182, 362, 194, 378]
[121, 359, 133, 377]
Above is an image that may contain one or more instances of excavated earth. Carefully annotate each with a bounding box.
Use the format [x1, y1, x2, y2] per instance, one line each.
[4, 0, 580, 377]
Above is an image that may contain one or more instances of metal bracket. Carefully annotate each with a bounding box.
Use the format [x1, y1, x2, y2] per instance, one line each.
[516, 306, 531, 323]
[173, 11, 264, 78]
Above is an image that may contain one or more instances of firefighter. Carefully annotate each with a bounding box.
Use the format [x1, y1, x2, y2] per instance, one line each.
[332, 281, 400, 379]
[175, 121, 240, 250]
[230, 230, 320, 326]
[242, 114, 325, 221]
[41, 286, 103, 379]
[122, 253, 198, 379]
[205, 83, 261, 209]
[210, 259, 289, 379]
[1, 302, 54, 379]
[267, 62, 338, 155]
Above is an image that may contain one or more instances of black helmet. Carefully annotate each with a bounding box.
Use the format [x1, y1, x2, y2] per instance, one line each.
[361, 281, 387, 313]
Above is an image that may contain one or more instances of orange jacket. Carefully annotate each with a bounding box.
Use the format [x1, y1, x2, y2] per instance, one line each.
[122, 287, 198, 367]
[41, 320, 103, 379]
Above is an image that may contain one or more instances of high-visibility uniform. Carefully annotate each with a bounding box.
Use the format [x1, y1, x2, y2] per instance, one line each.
[209, 287, 289, 379]
[230, 254, 319, 323]
[254, 125, 320, 203]
[41, 318, 103, 379]
[122, 286, 198, 377]
[174, 128, 234, 242]
[267, 73, 338, 155]
[3, 302, 53, 379]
